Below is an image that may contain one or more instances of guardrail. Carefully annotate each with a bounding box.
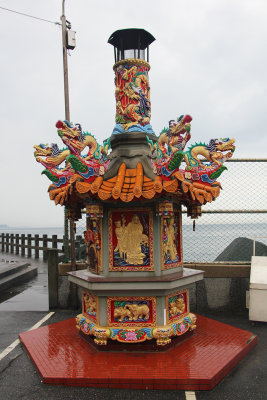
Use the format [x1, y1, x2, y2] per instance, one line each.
[0, 233, 85, 262]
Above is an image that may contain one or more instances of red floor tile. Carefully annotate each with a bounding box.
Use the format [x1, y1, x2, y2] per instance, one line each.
[19, 314, 257, 391]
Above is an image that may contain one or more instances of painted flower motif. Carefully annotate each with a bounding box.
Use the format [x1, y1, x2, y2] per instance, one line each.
[192, 173, 200, 181]
[125, 331, 138, 341]
[82, 323, 89, 332]
[179, 323, 186, 333]
[185, 171, 192, 179]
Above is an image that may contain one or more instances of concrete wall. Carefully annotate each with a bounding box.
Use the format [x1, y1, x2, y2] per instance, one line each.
[189, 278, 249, 313]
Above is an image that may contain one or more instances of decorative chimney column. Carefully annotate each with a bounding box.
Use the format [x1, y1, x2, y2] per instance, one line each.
[108, 29, 155, 135]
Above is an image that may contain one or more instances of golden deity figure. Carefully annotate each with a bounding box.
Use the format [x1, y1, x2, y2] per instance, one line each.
[114, 214, 148, 265]
[163, 216, 178, 261]
[114, 215, 127, 259]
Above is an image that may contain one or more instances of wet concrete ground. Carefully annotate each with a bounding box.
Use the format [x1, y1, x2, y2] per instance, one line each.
[0, 254, 48, 310]
[0, 253, 266, 399]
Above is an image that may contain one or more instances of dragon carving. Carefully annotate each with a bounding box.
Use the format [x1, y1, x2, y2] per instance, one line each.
[149, 115, 236, 184]
[153, 115, 192, 157]
[184, 138, 235, 167]
[115, 63, 151, 131]
[34, 143, 70, 169]
[56, 120, 110, 179]
[33, 143, 73, 186]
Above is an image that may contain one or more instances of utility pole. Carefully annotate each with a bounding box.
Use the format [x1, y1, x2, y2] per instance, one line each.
[61, 1, 77, 307]
[61, 0, 70, 122]
[61, 0, 70, 262]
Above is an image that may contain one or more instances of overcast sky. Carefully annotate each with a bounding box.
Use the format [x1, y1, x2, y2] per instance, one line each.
[1, 0, 267, 227]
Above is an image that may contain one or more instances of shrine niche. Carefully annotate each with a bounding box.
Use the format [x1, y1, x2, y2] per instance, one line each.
[108, 209, 154, 271]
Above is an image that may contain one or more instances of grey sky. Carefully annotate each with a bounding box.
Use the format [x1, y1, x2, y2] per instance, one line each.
[1, 0, 267, 227]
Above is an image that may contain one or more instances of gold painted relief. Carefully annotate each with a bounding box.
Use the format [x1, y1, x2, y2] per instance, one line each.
[107, 296, 157, 327]
[82, 291, 98, 324]
[166, 289, 188, 324]
[108, 209, 154, 271]
[161, 210, 182, 270]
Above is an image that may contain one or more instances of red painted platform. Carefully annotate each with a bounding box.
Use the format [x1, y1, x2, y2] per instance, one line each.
[19, 315, 257, 391]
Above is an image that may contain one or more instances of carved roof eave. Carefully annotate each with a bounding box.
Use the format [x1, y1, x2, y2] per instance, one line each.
[47, 165, 221, 218]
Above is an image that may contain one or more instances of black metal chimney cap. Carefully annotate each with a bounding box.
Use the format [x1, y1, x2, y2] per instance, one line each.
[108, 28, 155, 50]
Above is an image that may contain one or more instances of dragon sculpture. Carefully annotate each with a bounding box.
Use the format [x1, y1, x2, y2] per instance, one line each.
[33, 143, 73, 186]
[152, 114, 192, 156]
[56, 120, 111, 180]
[149, 115, 235, 184]
[34, 114, 236, 206]
[184, 138, 235, 167]
[34, 121, 111, 190]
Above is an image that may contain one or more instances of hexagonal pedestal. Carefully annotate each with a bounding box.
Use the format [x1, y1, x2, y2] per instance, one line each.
[68, 267, 203, 346]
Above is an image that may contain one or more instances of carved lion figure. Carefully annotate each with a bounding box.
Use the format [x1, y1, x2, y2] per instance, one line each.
[169, 297, 185, 317]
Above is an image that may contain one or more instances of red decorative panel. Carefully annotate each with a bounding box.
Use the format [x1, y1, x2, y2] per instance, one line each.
[107, 296, 156, 327]
[108, 209, 154, 271]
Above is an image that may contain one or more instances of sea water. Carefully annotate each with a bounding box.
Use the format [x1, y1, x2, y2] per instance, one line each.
[1, 223, 266, 263]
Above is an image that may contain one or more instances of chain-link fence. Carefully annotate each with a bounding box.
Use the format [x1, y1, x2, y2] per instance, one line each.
[75, 160, 267, 263]
[182, 159, 267, 262]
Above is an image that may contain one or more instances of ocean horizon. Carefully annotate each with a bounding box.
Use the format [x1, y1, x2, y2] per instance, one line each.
[1, 222, 266, 263]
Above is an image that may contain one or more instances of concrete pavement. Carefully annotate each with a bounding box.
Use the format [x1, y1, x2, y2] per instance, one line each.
[0, 253, 266, 399]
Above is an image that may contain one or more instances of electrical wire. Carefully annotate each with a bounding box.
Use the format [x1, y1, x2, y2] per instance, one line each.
[0, 5, 61, 25]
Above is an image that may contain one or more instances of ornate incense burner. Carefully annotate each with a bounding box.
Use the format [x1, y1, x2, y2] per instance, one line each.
[34, 28, 235, 346]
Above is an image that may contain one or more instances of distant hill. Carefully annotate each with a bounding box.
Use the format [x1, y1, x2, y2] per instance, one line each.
[0, 225, 8, 228]
[215, 237, 267, 262]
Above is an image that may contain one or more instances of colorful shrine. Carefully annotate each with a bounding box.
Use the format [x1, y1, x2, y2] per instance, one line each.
[34, 28, 236, 347]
